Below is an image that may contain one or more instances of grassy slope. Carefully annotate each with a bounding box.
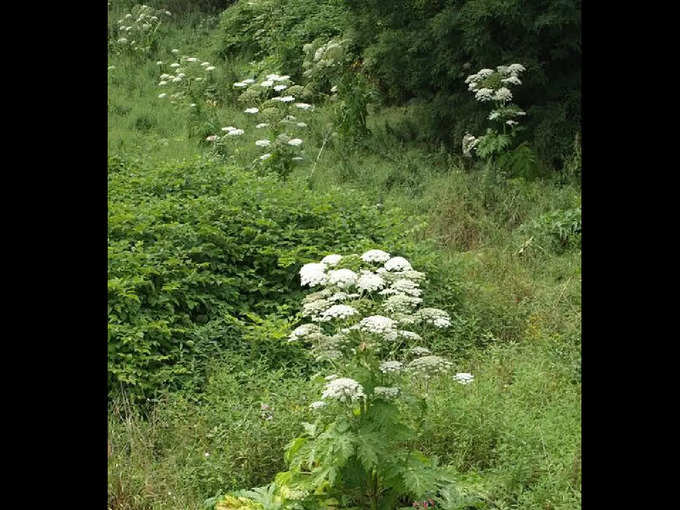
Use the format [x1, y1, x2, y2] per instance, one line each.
[108, 4, 580, 510]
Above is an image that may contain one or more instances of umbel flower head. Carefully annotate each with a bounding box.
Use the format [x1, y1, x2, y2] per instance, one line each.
[300, 263, 327, 287]
[321, 377, 365, 403]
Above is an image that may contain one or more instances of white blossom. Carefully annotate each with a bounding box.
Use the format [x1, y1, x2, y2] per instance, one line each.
[454, 373, 474, 385]
[158, 93, 167, 98]
[408, 355, 453, 377]
[361, 249, 391, 263]
[273, 84, 288, 92]
[259, 153, 272, 160]
[318, 304, 358, 322]
[321, 254, 342, 266]
[494, 87, 512, 102]
[256, 123, 269, 128]
[327, 269, 358, 289]
[475, 88, 494, 102]
[418, 308, 451, 328]
[383, 294, 422, 314]
[310, 401, 327, 409]
[300, 263, 327, 287]
[294, 102, 313, 110]
[233, 82, 248, 88]
[379, 360, 403, 373]
[244, 107, 259, 114]
[288, 323, 323, 342]
[255, 139, 271, 147]
[358, 315, 397, 335]
[205, 66, 216, 71]
[374, 386, 400, 400]
[384, 257, 413, 272]
[260, 80, 274, 87]
[321, 377, 365, 402]
[408, 346, 431, 357]
[357, 271, 386, 292]
[225, 129, 244, 136]
[288, 138, 303, 146]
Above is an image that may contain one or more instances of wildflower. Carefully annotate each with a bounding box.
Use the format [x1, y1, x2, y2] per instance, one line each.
[321, 254, 342, 266]
[156, 61, 163, 65]
[357, 271, 386, 292]
[158, 81, 167, 86]
[358, 315, 397, 336]
[494, 87, 512, 102]
[288, 138, 303, 146]
[260, 80, 274, 87]
[474, 88, 494, 102]
[225, 129, 244, 136]
[158, 93, 167, 98]
[310, 401, 326, 410]
[302, 298, 332, 319]
[186, 57, 198, 62]
[384, 257, 413, 272]
[195, 78, 203, 82]
[361, 249, 391, 263]
[171, 49, 179, 54]
[501, 76, 522, 86]
[190, 103, 196, 108]
[165, 10, 172, 16]
[274, 75, 290, 81]
[462, 133, 479, 157]
[295, 103, 313, 110]
[117, 37, 128, 43]
[296, 122, 307, 127]
[205, 66, 215, 71]
[318, 304, 358, 321]
[408, 346, 431, 356]
[233, 82, 247, 88]
[260, 153, 272, 160]
[418, 308, 451, 328]
[243, 78, 256, 84]
[255, 123, 269, 128]
[330, 85, 338, 93]
[255, 139, 271, 147]
[383, 294, 422, 313]
[300, 263, 327, 287]
[489, 111, 500, 120]
[266, 73, 281, 80]
[407, 355, 453, 377]
[374, 386, 400, 400]
[292, 157, 303, 161]
[221, 126, 236, 132]
[327, 269, 358, 288]
[289, 323, 323, 342]
[389, 279, 421, 297]
[205, 135, 218, 141]
[172, 77, 182, 83]
[170, 63, 180, 68]
[454, 373, 474, 385]
[244, 107, 259, 114]
[321, 377, 365, 403]
[277, 95, 295, 103]
[273, 84, 288, 92]
[204, 452, 210, 458]
[379, 360, 403, 373]
[507, 63, 526, 74]
[506, 120, 518, 126]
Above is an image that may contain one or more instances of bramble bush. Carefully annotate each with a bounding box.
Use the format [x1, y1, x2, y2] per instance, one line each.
[108, 155, 417, 400]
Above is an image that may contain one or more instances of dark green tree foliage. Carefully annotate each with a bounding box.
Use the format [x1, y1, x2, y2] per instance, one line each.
[343, 0, 581, 167]
[108, 156, 409, 399]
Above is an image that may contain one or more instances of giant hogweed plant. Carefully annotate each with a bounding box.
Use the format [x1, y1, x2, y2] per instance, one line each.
[462, 64, 537, 177]
[110, 4, 171, 57]
[209, 251, 475, 510]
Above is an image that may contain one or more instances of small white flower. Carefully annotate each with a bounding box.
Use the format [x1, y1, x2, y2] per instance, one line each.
[418, 308, 451, 328]
[260, 80, 274, 87]
[172, 77, 182, 83]
[256, 123, 270, 128]
[255, 139, 271, 147]
[288, 138, 303, 146]
[292, 157, 303, 161]
[357, 271, 385, 293]
[273, 84, 288, 91]
[205, 66, 215, 71]
[260, 153, 272, 160]
[186, 57, 198, 62]
[159, 81, 168, 86]
[408, 346, 431, 356]
[379, 360, 403, 373]
[501, 76, 522, 86]
[358, 315, 397, 336]
[300, 263, 327, 287]
[171, 49, 179, 54]
[506, 120, 518, 126]
[108, 65, 116, 71]
[454, 373, 474, 385]
[408, 355, 453, 377]
[244, 107, 259, 114]
[225, 128, 244, 136]
[233, 82, 247, 88]
[321, 377, 365, 403]
[294, 103, 313, 110]
[494, 87, 512, 102]
[170, 63, 180, 68]
[361, 249, 391, 263]
[158, 93, 167, 98]
[330, 85, 338, 93]
[274, 75, 290, 81]
[474, 88, 494, 102]
[296, 122, 307, 127]
[205, 135, 218, 142]
[384, 257, 412, 272]
[156, 61, 163, 65]
[327, 269, 358, 289]
[190, 103, 197, 107]
[221, 126, 236, 132]
[243, 78, 256, 84]
[321, 254, 342, 266]
[310, 401, 327, 409]
[117, 38, 128, 43]
[318, 304, 358, 321]
[374, 386, 400, 400]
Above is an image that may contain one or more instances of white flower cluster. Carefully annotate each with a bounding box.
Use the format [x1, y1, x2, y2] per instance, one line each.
[379, 360, 403, 373]
[357, 315, 397, 336]
[454, 372, 475, 385]
[407, 355, 453, 378]
[300, 263, 328, 287]
[288, 323, 323, 342]
[321, 377, 365, 403]
[114, 5, 168, 54]
[361, 249, 391, 263]
[418, 308, 452, 328]
[357, 271, 386, 292]
[327, 269, 358, 289]
[374, 386, 400, 400]
[156, 52, 216, 108]
[383, 294, 422, 314]
[317, 304, 358, 322]
[384, 256, 413, 272]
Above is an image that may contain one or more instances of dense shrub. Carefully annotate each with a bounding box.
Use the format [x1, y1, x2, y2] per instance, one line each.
[108, 155, 413, 399]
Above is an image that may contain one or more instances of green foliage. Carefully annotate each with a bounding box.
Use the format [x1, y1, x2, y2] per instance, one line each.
[108, 155, 412, 399]
[518, 207, 581, 254]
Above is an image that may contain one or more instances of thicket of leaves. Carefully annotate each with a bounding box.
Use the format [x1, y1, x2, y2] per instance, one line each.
[213, 0, 580, 169]
[107, 155, 412, 399]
